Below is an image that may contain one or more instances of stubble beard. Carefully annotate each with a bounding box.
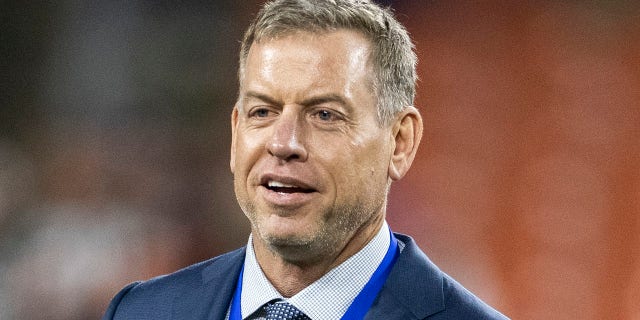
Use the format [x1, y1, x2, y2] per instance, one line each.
[241, 196, 386, 265]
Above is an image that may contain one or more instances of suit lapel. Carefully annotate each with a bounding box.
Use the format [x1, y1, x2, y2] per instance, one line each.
[171, 248, 245, 320]
[365, 233, 445, 319]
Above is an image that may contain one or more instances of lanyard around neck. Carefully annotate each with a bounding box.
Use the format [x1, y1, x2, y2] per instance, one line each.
[228, 229, 399, 320]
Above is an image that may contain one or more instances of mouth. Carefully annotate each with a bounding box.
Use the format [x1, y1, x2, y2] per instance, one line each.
[258, 174, 319, 207]
[263, 180, 316, 194]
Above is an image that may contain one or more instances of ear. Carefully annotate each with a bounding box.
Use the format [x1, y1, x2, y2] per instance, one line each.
[230, 105, 239, 173]
[388, 106, 423, 181]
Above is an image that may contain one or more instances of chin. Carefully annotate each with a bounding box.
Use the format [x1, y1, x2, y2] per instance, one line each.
[265, 234, 310, 248]
[260, 225, 332, 261]
[262, 225, 315, 247]
[259, 212, 316, 241]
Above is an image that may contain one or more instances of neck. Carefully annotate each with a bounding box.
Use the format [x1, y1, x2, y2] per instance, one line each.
[253, 214, 385, 297]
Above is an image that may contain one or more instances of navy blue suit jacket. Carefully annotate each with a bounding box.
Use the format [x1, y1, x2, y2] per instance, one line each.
[103, 233, 508, 319]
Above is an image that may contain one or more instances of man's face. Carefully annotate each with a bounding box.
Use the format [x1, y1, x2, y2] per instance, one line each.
[231, 30, 394, 261]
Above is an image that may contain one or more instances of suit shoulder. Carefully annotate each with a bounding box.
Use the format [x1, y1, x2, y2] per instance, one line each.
[390, 233, 508, 319]
[102, 247, 245, 320]
[435, 274, 510, 320]
[131, 247, 244, 293]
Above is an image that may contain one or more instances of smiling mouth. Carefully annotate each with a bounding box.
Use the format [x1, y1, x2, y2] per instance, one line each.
[264, 180, 315, 194]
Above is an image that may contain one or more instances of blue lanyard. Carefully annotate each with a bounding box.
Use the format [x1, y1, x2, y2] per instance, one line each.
[229, 229, 399, 320]
[229, 263, 245, 320]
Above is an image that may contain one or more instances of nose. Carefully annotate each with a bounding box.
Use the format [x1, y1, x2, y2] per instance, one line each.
[266, 109, 308, 162]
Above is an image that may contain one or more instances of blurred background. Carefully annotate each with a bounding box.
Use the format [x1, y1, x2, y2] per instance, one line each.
[1, 0, 638, 319]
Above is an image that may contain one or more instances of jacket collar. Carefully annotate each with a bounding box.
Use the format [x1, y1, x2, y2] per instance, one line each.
[366, 233, 445, 319]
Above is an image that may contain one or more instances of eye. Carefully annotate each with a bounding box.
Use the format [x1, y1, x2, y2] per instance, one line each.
[317, 110, 332, 121]
[249, 108, 274, 118]
[312, 109, 340, 122]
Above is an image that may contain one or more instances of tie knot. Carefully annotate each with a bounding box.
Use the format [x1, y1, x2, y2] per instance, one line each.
[263, 301, 311, 320]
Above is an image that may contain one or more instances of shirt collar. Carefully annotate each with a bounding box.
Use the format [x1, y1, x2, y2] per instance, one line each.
[241, 221, 391, 319]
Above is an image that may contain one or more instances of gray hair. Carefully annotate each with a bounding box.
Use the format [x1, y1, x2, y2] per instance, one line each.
[238, 0, 418, 126]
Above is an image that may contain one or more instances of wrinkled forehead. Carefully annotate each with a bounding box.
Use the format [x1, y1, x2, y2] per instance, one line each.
[237, 30, 378, 117]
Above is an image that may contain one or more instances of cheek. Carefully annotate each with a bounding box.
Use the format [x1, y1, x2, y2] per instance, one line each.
[354, 134, 391, 166]
[234, 133, 264, 171]
[328, 140, 390, 190]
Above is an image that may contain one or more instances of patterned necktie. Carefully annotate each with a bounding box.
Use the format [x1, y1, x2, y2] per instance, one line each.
[263, 300, 311, 320]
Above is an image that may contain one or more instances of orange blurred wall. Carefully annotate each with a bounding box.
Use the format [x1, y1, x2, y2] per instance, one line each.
[388, 1, 640, 319]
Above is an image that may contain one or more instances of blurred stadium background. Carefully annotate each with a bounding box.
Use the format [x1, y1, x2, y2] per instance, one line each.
[1, 1, 638, 319]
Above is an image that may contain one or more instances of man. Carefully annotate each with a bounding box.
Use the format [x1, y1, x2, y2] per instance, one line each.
[103, 0, 508, 319]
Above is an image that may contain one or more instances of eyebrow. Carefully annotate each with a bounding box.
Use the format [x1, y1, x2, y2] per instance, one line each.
[300, 94, 350, 110]
[243, 91, 352, 112]
[243, 91, 282, 106]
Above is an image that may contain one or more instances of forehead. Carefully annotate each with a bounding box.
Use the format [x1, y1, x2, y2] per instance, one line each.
[241, 30, 374, 96]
